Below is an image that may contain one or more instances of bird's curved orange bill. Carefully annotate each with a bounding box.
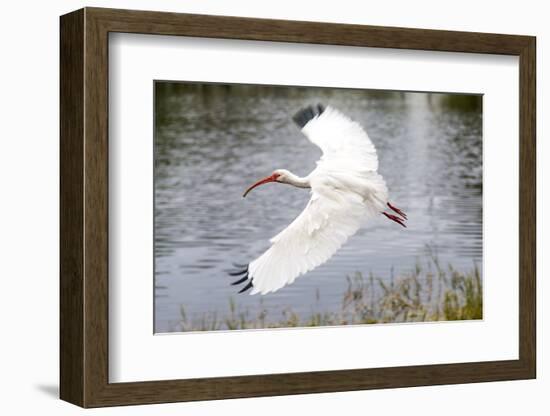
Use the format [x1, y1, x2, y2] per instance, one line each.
[243, 173, 280, 198]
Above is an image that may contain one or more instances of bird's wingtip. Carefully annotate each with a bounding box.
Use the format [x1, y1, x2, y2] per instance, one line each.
[229, 264, 255, 294]
[292, 103, 326, 129]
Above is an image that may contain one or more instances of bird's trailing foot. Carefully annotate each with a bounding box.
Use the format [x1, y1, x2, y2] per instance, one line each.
[387, 202, 407, 220]
[383, 212, 407, 228]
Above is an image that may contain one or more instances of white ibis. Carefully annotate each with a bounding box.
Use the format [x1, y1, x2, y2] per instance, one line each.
[230, 104, 407, 295]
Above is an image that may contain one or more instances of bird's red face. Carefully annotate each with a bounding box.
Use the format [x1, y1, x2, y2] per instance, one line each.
[243, 172, 281, 197]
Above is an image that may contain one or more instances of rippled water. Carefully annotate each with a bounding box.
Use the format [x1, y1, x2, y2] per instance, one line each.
[154, 83, 482, 333]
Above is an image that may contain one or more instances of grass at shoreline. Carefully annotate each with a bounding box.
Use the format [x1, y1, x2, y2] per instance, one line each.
[175, 257, 482, 332]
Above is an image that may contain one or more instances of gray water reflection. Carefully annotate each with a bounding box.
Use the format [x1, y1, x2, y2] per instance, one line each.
[154, 83, 482, 333]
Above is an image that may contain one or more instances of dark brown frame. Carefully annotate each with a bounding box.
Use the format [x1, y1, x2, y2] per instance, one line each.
[60, 7, 536, 408]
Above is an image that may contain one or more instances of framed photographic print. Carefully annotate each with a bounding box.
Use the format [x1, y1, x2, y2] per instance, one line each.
[60, 7, 536, 408]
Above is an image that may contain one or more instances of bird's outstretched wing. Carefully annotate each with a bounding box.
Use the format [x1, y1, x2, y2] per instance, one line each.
[243, 188, 375, 295]
[294, 104, 379, 172]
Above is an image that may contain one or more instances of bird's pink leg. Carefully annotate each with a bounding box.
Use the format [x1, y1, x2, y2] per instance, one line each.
[387, 202, 407, 220]
[382, 212, 407, 228]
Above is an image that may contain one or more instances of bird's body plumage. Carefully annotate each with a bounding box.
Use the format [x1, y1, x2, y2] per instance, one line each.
[235, 105, 404, 295]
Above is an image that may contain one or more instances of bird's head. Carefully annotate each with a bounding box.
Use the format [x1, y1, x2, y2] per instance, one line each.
[243, 169, 291, 197]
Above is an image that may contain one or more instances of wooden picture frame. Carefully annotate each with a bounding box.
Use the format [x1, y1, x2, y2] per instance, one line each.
[60, 7, 536, 408]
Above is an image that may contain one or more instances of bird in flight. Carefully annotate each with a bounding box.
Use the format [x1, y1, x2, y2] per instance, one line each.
[230, 104, 407, 295]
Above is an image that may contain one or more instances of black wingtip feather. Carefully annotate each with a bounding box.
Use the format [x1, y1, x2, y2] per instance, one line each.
[228, 267, 248, 276]
[238, 281, 254, 293]
[292, 104, 326, 129]
[231, 274, 249, 285]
